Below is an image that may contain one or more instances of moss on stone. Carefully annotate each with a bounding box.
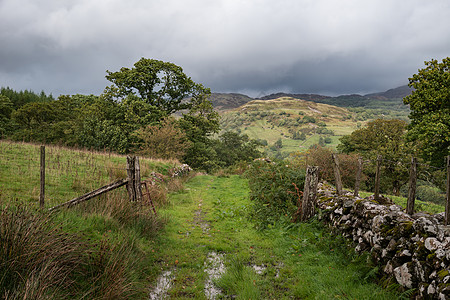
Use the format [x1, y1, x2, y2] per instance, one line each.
[437, 269, 449, 280]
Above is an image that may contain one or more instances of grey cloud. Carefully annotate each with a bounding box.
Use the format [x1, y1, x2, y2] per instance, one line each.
[1, 0, 449, 97]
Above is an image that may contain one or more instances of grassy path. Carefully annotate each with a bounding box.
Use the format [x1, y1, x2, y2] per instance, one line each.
[151, 175, 399, 299]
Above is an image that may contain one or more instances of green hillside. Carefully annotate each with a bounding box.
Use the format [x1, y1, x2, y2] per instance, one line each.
[220, 97, 361, 156]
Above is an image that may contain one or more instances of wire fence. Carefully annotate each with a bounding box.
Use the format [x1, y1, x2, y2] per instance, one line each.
[327, 152, 449, 224]
[0, 141, 173, 208]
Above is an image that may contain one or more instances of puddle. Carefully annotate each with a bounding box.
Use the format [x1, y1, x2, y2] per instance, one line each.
[252, 264, 267, 275]
[149, 270, 174, 300]
[204, 252, 226, 300]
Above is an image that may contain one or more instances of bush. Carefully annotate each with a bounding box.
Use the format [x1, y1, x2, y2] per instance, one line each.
[407, 180, 446, 205]
[245, 160, 305, 229]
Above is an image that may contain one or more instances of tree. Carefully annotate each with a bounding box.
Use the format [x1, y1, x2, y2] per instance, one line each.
[0, 95, 14, 137]
[213, 131, 262, 167]
[178, 93, 220, 171]
[104, 58, 210, 115]
[403, 57, 450, 166]
[338, 119, 410, 195]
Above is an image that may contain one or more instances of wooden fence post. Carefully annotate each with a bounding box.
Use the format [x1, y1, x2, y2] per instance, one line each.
[374, 155, 382, 201]
[40, 145, 45, 209]
[354, 156, 363, 197]
[332, 153, 343, 195]
[126, 156, 142, 202]
[406, 157, 418, 215]
[300, 166, 319, 222]
[445, 155, 450, 226]
[135, 156, 142, 201]
[127, 156, 136, 201]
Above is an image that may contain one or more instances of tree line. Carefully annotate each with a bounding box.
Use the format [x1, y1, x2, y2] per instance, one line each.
[0, 58, 261, 172]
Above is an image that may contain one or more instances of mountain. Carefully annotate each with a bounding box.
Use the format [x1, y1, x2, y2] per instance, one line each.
[210, 85, 413, 111]
[364, 85, 413, 100]
[208, 93, 253, 110]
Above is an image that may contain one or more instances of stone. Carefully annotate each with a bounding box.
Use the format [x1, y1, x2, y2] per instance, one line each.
[414, 217, 439, 236]
[427, 281, 436, 295]
[425, 237, 441, 251]
[394, 263, 414, 288]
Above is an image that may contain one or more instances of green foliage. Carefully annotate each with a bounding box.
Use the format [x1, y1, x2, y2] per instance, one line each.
[179, 93, 221, 170]
[0, 95, 14, 137]
[245, 160, 305, 228]
[403, 57, 450, 166]
[338, 119, 410, 194]
[133, 117, 191, 160]
[105, 57, 210, 115]
[213, 131, 262, 168]
[1, 86, 54, 109]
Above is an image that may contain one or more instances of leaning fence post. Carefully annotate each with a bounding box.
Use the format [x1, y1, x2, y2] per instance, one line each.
[445, 155, 450, 226]
[354, 156, 363, 197]
[300, 166, 319, 222]
[40, 145, 45, 209]
[406, 157, 418, 215]
[126, 156, 136, 201]
[374, 155, 382, 201]
[331, 153, 343, 195]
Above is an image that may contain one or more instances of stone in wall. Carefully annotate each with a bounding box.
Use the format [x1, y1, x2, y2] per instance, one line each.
[316, 183, 450, 299]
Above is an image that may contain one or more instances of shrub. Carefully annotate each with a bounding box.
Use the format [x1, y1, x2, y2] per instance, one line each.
[245, 160, 305, 229]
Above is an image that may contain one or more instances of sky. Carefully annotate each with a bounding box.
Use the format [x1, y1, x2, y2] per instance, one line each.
[1, 0, 449, 98]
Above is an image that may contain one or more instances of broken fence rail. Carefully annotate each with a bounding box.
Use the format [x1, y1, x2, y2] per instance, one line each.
[48, 178, 129, 212]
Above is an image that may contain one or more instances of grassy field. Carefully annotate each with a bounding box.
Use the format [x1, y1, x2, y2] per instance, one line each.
[0, 140, 181, 298]
[0, 140, 179, 208]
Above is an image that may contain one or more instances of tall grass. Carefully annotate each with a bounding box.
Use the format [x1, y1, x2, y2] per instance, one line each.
[0, 205, 86, 298]
[0, 141, 187, 298]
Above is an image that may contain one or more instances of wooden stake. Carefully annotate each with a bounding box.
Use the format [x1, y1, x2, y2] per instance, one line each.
[332, 153, 343, 195]
[134, 156, 142, 201]
[445, 155, 450, 226]
[406, 157, 418, 215]
[300, 166, 320, 222]
[354, 157, 363, 197]
[374, 155, 382, 201]
[40, 145, 45, 209]
[126, 156, 136, 201]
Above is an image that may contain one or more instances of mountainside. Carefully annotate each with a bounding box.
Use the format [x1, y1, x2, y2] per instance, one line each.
[364, 85, 413, 100]
[210, 85, 412, 111]
[209, 93, 253, 110]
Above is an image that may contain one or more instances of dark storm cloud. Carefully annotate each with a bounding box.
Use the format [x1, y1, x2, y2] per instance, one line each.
[1, 0, 450, 97]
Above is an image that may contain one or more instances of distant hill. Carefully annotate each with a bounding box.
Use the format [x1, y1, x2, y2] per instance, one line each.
[258, 93, 331, 102]
[209, 93, 253, 110]
[215, 86, 412, 158]
[258, 86, 412, 109]
[364, 85, 413, 100]
[208, 85, 412, 110]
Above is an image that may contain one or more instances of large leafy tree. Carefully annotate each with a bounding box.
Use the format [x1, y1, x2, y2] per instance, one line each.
[104, 58, 210, 115]
[403, 57, 450, 166]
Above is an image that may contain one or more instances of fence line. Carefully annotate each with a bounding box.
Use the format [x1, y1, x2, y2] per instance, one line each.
[325, 153, 450, 225]
[0, 142, 158, 208]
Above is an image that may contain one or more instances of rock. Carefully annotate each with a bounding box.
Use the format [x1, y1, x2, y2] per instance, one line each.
[425, 237, 442, 251]
[394, 263, 414, 288]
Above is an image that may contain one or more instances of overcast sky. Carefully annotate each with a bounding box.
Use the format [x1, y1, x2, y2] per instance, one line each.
[1, 0, 449, 97]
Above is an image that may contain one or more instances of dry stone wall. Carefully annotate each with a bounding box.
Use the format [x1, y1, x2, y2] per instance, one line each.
[316, 183, 450, 299]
